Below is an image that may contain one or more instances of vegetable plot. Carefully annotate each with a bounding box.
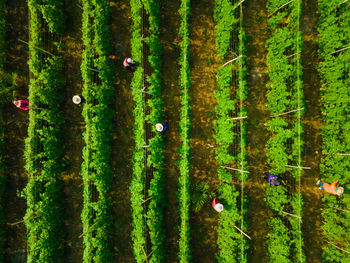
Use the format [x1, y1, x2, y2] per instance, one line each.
[265, 0, 305, 262]
[177, 0, 192, 262]
[129, 0, 166, 262]
[24, 0, 66, 262]
[317, 0, 350, 261]
[80, 0, 115, 262]
[213, 0, 249, 262]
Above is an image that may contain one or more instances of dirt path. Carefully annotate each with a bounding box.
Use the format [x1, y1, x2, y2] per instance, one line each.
[189, 1, 220, 261]
[244, 0, 270, 262]
[109, 1, 134, 262]
[3, 0, 29, 262]
[159, 1, 181, 262]
[60, 1, 84, 261]
[300, 0, 323, 261]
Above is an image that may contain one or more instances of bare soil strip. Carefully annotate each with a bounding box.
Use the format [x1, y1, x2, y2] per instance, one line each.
[60, 1, 84, 261]
[189, 0, 220, 261]
[300, 0, 323, 261]
[3, 0, 29, 262]
[159, 1, 182, 262]
[244, 0, 270, 262]
[109, 1, 134, 262]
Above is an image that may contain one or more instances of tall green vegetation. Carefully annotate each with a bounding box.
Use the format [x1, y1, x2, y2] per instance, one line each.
[24, 0, 65, 262]
[213, 0, 249, 262]
[265, 0, 305, 262]
[177, 0, 191, 262]
[129, 0, 166, 262]
[80, 0, 115, 262]
[317, 0, 350, 261]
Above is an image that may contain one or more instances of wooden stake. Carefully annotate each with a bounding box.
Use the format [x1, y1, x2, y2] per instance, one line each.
[221, 165, 249, 173]
[270, 107, 304, 118]
[286, 165, 311, 170]
[329, 206, 350, 213]
[281, 210, 301, 220]
[233, 225, 251, 240]
[268, 0, 293, 17]
[10, 215, 39, 226]
[287, 51, 301, 58]
[79, 223, 97, 238]
[139, 197, 152, 206]
[331, 45, 350, 55]
[142, 247, 149, 263]
[227, 116, 247, 121]
[18, 38, 54, 56]
[222, 55, 242, 66]
[326, 241, 350, 254]
[86, 66, 100, 73]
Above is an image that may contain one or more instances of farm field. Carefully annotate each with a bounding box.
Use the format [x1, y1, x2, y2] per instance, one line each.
[0, 0, 348, 262]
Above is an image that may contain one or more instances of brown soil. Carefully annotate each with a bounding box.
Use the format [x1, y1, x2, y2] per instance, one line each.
[244, 0, 270, 262]
[59, 1, 84, 262]
[3, 0, 29, 262]
[159, 1, 181, 262]
[109, 1, 134, 262]
[300, 0, 323, 261]
[189, 0, 221, 262]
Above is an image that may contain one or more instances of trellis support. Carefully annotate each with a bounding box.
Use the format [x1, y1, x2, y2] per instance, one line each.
[270, 108, 304, 118]
[221, 165, 249, 173]
[223, 55, 242, 66]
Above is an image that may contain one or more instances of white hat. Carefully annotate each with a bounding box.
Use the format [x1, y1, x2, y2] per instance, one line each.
[336, 187, 344, 196]
[127, 58, 133, 63]
[72, 95, 82, 104]
[214, 203, 224, 212]
[155, 123, 164, 132]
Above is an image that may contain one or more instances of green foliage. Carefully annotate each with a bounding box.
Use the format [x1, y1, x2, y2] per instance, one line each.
[265, 0, 305, 261]
[177, 0, 192, 262]
[317, 0, 350, 260]
[214, 0, 249, 261]
[191, 183, 212, 213]
[24, 1, 66, 262]
[80, 0, 115, 262]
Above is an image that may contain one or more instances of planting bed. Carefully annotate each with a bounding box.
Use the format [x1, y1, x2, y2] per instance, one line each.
[0, 0, 348, 262]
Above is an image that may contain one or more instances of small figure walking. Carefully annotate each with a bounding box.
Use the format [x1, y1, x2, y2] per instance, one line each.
[72, 95, 85, 105]
[123, 57, 136, 70]
[212, 198, 224, 212]
[264, 172, 281, 186]
[13, 100, 30, 111]
[155, 122, 169, 133]
[317, 180, 344, 196]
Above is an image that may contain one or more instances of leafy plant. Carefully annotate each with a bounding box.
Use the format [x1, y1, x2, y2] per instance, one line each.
[191, 183, 212, 213]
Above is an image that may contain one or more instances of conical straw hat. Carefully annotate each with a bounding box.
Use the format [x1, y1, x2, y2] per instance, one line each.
[214, 203, 224, 212]
[155, 123, 164, 132]
[72, 95, 81, 104]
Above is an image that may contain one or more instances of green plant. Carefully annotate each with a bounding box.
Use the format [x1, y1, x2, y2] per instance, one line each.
[191, 183, 212, 213]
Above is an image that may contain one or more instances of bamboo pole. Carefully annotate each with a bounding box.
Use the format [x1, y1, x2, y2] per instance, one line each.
[76, 3, 83, 10]
[286, 165, 311, 170]
[287, 51, 301, 58]
[325, 241, 350, 254]
[137, 145, 149, 148]
[268, 0, 293, 17]
[335, 153, 350, 156]
[281, 210, 302, 219]
[220, 165, 249, 173]
[139, 197, 152, 206]
[235, 0, 246, 8]
[329, 206, 350, 213]
[131, 87, 153, 95]
[79, 223, 97, 238]
[233, 225, 251, 240]
[227, 116, 247, 121]
[86, 66, 100, 73]
[18, 38, 54, 56]
[9, 215, 39, 226]
[222, 55, 242, 66]
[330, 45, 350, 55]
[270, 107, 304, 118]
[142, 247, 149, 263]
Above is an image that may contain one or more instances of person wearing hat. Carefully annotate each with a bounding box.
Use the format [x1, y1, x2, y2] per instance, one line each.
[123, 57, 136, 70]
[212, 197, 224, 212]
[155, 122, 169, 133]
[72, 95, 85, 105]
[264, 172, 281, 186]
[13, 99, 30, 110]
[317, 180, 344, 196]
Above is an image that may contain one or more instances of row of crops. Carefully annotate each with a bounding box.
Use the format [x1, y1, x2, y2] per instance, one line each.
[213, 0, 249, 262]
[0, 0, 348, 262]
[317, 0, 350, 260]
[265, 0, 305, 262]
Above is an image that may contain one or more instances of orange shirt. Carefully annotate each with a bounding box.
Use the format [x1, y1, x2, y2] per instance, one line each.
[323, 181, 339, 194]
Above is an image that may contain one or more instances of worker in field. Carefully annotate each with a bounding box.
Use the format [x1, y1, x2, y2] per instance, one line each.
[123, 57, 136, 70]
[13, 99, 30, 110]
[264, 172, 281, 186]
[317, 180, 344, 196]
[72, 95, 85, 105]
[212, 197, 224, 212]
[155, 122, 169, 133]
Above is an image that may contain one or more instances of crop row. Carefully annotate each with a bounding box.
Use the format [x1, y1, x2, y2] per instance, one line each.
[24, 0, 66, 262]
[0, 0, 6, 260]
[177, 0, 191, 262]
[317, 0, 350, 261]
[130, 0, 166, 262]
[80, 0, 115, 262]
[265, 0, 305, 262]
[213, 0, 248, 262]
